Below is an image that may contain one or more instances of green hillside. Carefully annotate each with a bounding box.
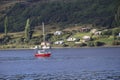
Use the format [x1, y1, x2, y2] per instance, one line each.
[0, 0, 119, 32]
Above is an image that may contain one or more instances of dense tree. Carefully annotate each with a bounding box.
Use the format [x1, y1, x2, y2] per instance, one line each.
[115, 6, 120, 27]
[4, 16, 8, 36]
[25, 18, 30, 42]
[102, 30, 112, 36]
[112, 0, 120, 27]
[0, 0, 118, 32]
[112, 28, 120, 36]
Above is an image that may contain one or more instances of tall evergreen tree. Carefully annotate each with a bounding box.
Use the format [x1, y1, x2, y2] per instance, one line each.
[25, 18, 30, 42]
[4, 16, 8, 36]
[115, 6, 120, 27]
[114, 0, 120, 27]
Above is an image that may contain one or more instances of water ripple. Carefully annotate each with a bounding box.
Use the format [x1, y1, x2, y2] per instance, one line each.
[0, 71, 120, 80]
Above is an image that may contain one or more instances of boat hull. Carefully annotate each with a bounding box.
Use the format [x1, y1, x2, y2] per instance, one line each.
[35, 53, 51, 57]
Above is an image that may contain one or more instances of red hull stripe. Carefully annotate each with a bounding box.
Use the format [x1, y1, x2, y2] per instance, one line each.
[35, 53, 51, 57]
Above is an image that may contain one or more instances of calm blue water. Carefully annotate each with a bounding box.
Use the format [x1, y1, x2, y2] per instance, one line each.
[0, 48, 120, 80]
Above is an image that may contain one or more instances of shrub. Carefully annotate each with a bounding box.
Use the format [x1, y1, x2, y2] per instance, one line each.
[112, 40, 120, 45]
[94, 41, 104, 46]
[87, 41, 94, 47]
[62, 44, 69, 47]
[29, 39, 40, 45]
[102, 30, 112, 35]
[116, 36, 120, 40]
[79, 43, 87, 47]
[112, 28, 120, 36]
[2, 35, 11, 44]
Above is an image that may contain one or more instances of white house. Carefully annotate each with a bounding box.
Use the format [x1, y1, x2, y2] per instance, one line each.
[90, 29, 97, 34]
[41, 42, 50, 46]
[82, 36, 91, 41]
[94, 31, 102, 35]
[54, 40, 64, 45]
[67, 37, 76, 41]
[80, 27, 90, 32]
[54, 31, 63, 35]
[40, 42, 51, 49]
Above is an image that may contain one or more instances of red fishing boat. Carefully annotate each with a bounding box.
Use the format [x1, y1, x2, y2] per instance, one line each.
[34, 22, 51, 58]
[35, 50, 51, 57]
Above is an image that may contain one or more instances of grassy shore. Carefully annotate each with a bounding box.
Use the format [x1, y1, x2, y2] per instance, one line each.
[0, 44, 120, 50]
[0, 27, 120, 50]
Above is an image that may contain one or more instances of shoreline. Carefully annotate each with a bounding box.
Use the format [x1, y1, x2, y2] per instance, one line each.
[52, 45, 120, 49]
[0, 45, 120, 50]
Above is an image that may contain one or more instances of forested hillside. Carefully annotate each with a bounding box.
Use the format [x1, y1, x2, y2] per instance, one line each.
[0, 0, 119, 32]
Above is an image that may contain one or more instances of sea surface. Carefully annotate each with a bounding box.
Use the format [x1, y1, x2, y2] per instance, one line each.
[0, 47, 120, 80]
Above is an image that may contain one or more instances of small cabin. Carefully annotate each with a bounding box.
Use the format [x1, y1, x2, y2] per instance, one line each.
[54, 40, 64, 45]
[82, 36, 91, 41]
[80, 27, 90, 32]
[41, 42, 50, 46]
[94, 31, 102, 35]
[67, 37, 76, 41]
[54, 31, 63, 35]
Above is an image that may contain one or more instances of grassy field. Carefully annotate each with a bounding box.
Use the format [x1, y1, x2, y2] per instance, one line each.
[0, 27, 120, 49]
[73, 32, 91, 38]
[95, 36, 114, 45]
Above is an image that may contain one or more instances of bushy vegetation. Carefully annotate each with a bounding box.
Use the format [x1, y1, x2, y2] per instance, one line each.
[112, 40, 120, 45]
[0, 0, 120, 49]
[0, 0, 118, 32]
[0, 27, 120, 49]
[87, 41, 95, 47]
[112, 28, 120, 36]
[102, 30, 112, 36]
[94, 41, 104, 46]
[0, 35, 11, 44]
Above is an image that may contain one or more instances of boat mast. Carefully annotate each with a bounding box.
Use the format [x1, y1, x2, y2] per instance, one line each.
[42, 22, 45, 42]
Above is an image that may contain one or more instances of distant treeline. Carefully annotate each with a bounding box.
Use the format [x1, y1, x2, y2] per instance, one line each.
[0, 0, 119, 32]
